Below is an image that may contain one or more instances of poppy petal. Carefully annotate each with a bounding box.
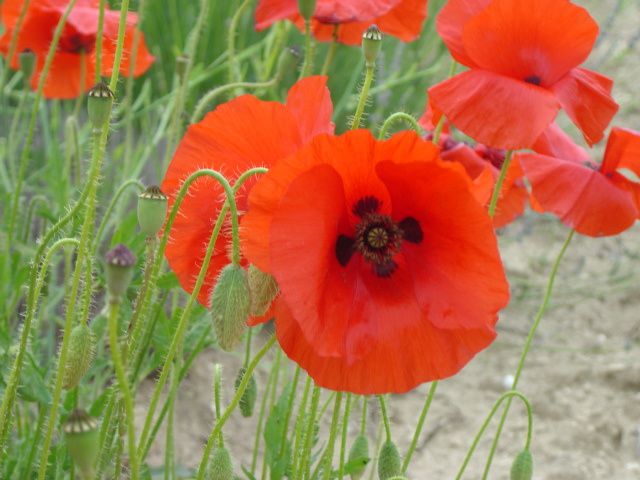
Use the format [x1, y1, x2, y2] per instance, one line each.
[429, 69, 560, 149]
[601, 127, 640, 176]
[255, 0, 298, 30]
[37, 52, 95, 99]
[532, 123, 591, 163]
[436, 0, 490, 66]
[285, 75, 334, 143]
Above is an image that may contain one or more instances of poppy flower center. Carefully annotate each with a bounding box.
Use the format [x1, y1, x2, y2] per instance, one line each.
[524, 75, 542, 86]
[335, 197, 424, 278]
[59, 31, 95, 54]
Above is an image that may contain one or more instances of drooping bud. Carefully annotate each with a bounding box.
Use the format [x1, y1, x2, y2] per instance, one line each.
[64, 409, 99, 479]
[87, 82, 114, 129]
[298, 0, 316, 21]
[510, 449, 533, 480]
[275, 46, 302, 80]
[211, 264, 251, 351]
[104, 244, 137, 303]
[62, 324, 96, 390]
[362, 25, 383, 68]
[247, 264, 278, 317]
[377, 440, 402, 480]
[137, 185, 168, 237]
[234, 367, 258, 417]
[176, 54, 190, 80]
[19, 49, 36, 82]
[348, 434, 370, 480]
[207, 446, 235, 480]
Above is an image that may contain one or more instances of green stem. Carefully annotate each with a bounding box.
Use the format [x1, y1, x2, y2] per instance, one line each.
[278, 365, 301, 458]
[0, 0, 31, 99]
[320, 27, 339, 76]
[95, 390, 117, 479]
[213, 364, 224, 447]
[250, 356, 278, 475]
[300, 19, 315, 78]
[402, 382, 438, 473]
[351, 66, 375, 130]
[378, 112, 422, 139]
[432, 60, 457, 145]
[377, 395, 392, 442]
[322, 392, 344, 480]
[95, 0, 107, 82]
[360, 396, 368, 435]
[337, 393, 353, 480]
[291, 376, 312, 478]
[298, 385, 321, 480]
[227, 0, 253, 84]
[7, 82, 30, 173]
[455, 391, 533, 480]
[73, 51, 87, 116]
[195, 335, 277, 480]
[481, 229, 575, 479]
[22, 194, 48, 242]
[487, 151, 513, 218]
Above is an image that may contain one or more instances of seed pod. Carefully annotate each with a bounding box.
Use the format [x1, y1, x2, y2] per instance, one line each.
[211, 264, 250, 351]
[275, 46, 302, 80]
[247, 264, 278, 317]
[104, 244, 137, 303]
[62, 324, 96, 390]
[87, 82, 114, 129]
[362, 25, 383, 68]
[298, 0, 316, 20]
[64, 409, 99, 479]
[19, 49, 36, 82]
[137, 185, 168, 237]
[207, 446, 234, 480]
[348, 434, 370, 480]
[234, 367, 258, 417]
[510, 449, 533, 480]
[378, 440, 402, 480]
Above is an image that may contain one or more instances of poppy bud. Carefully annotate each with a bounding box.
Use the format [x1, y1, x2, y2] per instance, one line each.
[510, 449, 533, 480]
[362, 25, 383, 68]
[275, 46, 302, 80]
[207, 446, 235, 480]
[87, 82, 114, 129]
[176, 54, 190, 80]
[104, 244, 137, 303]
[348, 434, 370, 480]
[298, 0, 316, 21]
[211, 264, 250, 351]
[137, 185, 168, 237]
[377, 440, 402, 480]
[19, 49, 36, 81]
[234, 367, 257, 417]
[62, 324, 96, 390]
[247, 264, 278, 317]
[64, 409, 99, 478]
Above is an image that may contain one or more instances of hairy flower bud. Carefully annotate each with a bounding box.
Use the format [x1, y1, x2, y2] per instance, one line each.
[298, 0, 316, 21]
[510, 449, 533, 480]
[247, 264, 278, 317]
[362, 25, 383, 68]
[211, 264, 250, 351]
[19, 49, 36, 81]
[63, 324, 96, 390]
[378, 440, 402, 480]
[234, 367, 258, 417]
[137, 185, 168, 237]
[207, 446, 235, 480]
[87, 82, 114, 129]
[276, 46, 302, 80]
[104, 244, 137, 303]
[348, 434, 370, 480]
[64, 409, 99, 478]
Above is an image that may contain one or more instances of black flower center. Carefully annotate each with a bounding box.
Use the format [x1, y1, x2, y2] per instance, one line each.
[59, 32, 95, 54]
[335, 197, 423, 278]
[524, 75, 542, 86]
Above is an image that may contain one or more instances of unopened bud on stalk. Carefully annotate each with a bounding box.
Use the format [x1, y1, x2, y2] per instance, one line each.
[19, 49, 36, 82]
[247, 264, 278, 317]
[62, 324, 96, 390]
[176, 54, 190, 80]
[104, 244, 137, 303]
[137, 185, 168, 237]
[207, 446, 235, 480]
[298, 0, 316, 21]
[348, 434, 370, 480]
[275, 46, 302, 80]
[378, 440, 402, 480]
[510, 449, 533, 480]
[87, 82, 114, 129]
[64, 409, 99, 479]
[211, 264, 251, 351]
[362, 25, 383, 68]
[234, 367, 258, 417]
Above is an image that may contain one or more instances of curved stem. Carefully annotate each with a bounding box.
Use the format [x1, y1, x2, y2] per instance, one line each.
[351, 66, 375, 130]
[455, 391, 533, 480]
[378, 112, 422, 139]
[481, 229, 575, 478]
[377, 395, 392, 442]
[227, 0, 253, 84]
[487, 151, 513, 218]
[22, 194, 48, 242]
[402, 381, 438, 472]
[195, 335, 277, 480]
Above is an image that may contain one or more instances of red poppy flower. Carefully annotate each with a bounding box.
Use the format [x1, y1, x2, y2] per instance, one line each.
[255, 0, 428, 45]
[0, 0, 154, 98]
[242, 130, 510, 393]
[519, 127, 640, 236]
[161, 76, 334, 308]
[428, 0, 618, 149]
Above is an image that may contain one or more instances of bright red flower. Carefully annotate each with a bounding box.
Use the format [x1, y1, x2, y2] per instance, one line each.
[0, 0, 154, 98]
[519, 127, 640, 236]
[428, 0, 618, 149]
[161, 76, 334, 308]
[255, 0, 428, 45]
[242, 130, 510, 393]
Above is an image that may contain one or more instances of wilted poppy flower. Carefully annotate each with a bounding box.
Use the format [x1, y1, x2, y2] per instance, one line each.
[429, 0, 618, 149]
[519, 127, 640, 236]
[0, 0, 154, 98]
[161, 76, 334, 307]
[242, 130, 510, 393]
[255, 0, 428, 45]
